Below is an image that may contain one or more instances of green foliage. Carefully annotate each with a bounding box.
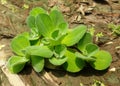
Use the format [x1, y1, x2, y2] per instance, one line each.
[10, 33, 30, 56]
[36, 14, 54, 37]
[62, 25, 87, 46]
[25, 46, 53, 58]
[31, 56, 44, 72]
[77, 32, 92, 53]
[63, 50, 85, 72]
[7, 7, 112, 73]
[108, 23, 120, 35]
[49, 56, 67, 66]
[7, 56, 29, 73]
[89, 50, 112, 70]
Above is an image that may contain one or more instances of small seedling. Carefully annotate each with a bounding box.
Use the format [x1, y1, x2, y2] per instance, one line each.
[95, 32, 104, 42]
[88, 27, 95, 36]
[108, 23, 120, 36]
[7, 7, 112, 73]
[92, 79, 105, 86]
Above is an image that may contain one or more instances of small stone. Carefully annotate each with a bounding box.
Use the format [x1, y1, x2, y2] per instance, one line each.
[109, 67, 116, 72]
[105, 42, 113, 45]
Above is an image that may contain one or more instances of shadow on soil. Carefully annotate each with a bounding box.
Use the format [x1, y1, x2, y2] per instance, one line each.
[93, 0, 109, 4]
[46, 66, 108, 78]
[18, 65, 33, 75]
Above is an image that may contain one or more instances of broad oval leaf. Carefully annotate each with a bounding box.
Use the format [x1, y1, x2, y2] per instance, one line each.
[30, 7, 47, 17]
[36, 14, 54, 37]
[49, 56, 67, 66]
[7, 56, 29, 73]
[11, 34, 30, 56]
[62, 25, 87, 46]
[31, 56, 44, 72]
[50, 9, 65, 26]
[89, 50, 112, 70]
[77, 32, 92, 53]
[63, 50, 85, 72]
[25, 46, 53, 58]
[85, 43, 99, 57]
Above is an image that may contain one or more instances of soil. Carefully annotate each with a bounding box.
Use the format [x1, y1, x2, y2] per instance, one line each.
[0, 0, 120, 86]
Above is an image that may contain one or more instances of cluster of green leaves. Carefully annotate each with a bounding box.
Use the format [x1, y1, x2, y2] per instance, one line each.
[108, 23, 120, 35]
[7, 7, 112, 73]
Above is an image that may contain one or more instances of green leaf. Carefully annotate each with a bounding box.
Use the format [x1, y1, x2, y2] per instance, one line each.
[49, 56, 67, 66]
[77, 32, 92, 53]
[85, 43, 99, 57]
[75, 52, 96, 61]
[58, 22, 68, 35]
[30, 7, 47, 17]
[25, 46, 53, 58]
[31, 56, 44, 72]
[63, 50, 85, 72]
[11, 34, 30, 56]
[26, 15, 36, 30]
[51, 30, 60, 40]
[20, 32, 30, 39]
[89, 50, 112, 70]
[30, 38, 40, 45]
[26, 16, 38, 33]
[49, 35, 65, 46]
[7, 56, 29, 73]
[62, 25, 87, 46]
[50, 9, 65, 26]
[26, 15, 40, 39]
[54, 45, 66, 58]
[41, 38, 50, 45]
[36, 14, 54, 37]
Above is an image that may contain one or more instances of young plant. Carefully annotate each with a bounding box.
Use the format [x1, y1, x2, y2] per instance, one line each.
[108, 23, 120, 36]
[95, 32, 104, 42]
[7, 7, 112, 73]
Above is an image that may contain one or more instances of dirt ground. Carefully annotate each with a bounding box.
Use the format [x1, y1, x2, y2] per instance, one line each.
[0, 0, 120, 86]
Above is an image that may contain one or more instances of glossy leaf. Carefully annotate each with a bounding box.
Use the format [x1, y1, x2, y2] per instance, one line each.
[36, 14, 54, 37]
[25, 46, 53, 58]
[77, 32, 92, 53]
[49, 56, 67, 66]
[63, 50, 85, 72]
[89, 50, 112, 70]
[30, 7, 47, 17]
[11, 34, 30, 56]
[7, 56, 29, 73]
[85, 43, 99, 57]
[31, 56, 44, 72]
[62, 25, 87, 46]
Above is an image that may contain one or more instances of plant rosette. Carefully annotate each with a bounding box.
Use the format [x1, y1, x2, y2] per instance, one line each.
[7, 7, 112, 73]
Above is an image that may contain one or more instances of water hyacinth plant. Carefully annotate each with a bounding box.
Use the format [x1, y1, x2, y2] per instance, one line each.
[7, 7, 112, 73]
